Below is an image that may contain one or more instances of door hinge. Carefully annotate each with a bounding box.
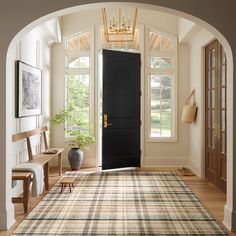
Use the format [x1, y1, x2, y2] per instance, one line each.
[140, 91, 142, 96]
[140, 150, 142, 156]
[140, 120, 142, 126]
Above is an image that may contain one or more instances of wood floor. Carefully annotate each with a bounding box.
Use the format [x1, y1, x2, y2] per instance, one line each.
[1, 167, 235, 236]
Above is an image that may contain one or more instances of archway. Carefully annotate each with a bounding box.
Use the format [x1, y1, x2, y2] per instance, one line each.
[1, 1, 235, 231]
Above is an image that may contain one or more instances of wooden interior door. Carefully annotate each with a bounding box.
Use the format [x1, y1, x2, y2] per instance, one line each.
[102, 49, 141, 170]
[205, 40, 227, 193]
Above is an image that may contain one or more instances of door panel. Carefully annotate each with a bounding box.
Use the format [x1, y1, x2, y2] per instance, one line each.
[102, 49, 141, 170]
[205, 40, 218, 185]
[205, 40, 227, 193]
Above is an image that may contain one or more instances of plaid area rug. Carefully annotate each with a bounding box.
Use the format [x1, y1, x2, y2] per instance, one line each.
[12, 172, 227, 235]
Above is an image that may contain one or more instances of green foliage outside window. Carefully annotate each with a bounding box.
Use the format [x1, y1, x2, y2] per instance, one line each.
[51, 73, 94, 148]
[67, 74, 89, 124]
[150, 75, 172, 137]
[151, 57, 171, 69]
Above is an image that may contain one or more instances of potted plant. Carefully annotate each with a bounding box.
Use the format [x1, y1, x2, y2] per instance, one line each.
[50, 106, 95, 170]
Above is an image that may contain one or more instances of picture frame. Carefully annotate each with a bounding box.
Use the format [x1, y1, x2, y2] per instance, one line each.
[16, 60, 42, 118]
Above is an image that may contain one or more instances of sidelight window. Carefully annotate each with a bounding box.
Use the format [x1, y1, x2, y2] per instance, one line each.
[65, 30, 94, 134]
[146, 29, 177, 141]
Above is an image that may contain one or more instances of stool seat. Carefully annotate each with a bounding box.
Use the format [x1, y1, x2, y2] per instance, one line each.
[60, 177, 76, 193]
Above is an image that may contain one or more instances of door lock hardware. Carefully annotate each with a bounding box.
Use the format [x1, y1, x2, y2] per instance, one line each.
[104, 114, 112, 128]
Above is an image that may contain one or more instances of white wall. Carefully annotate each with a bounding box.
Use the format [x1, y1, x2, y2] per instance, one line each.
[179, 18, 195, 42]
[11, 20, 61, 197]
[178, 18, 201, 43]
[51, 9, 191, 168]
[187, 28, 214, 177]
[178, 19, 216, 177]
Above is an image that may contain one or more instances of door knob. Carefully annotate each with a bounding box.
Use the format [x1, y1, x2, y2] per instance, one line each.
[104, 114, 112, 128]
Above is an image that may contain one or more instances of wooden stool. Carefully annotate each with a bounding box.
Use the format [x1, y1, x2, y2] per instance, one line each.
[60, 177, 76, 193]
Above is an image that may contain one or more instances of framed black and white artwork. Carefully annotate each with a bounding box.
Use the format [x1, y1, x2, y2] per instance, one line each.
[16, 60, 42, 118]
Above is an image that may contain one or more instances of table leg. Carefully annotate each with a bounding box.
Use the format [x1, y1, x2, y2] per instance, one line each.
[23, 176, 30, 214]
[44, 163, 49, 191]
[69, 184, 72, 193]
[58, 152, 62, 176]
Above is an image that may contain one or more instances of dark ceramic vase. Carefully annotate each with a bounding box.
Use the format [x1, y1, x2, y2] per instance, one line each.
[68, 148, 84, 170]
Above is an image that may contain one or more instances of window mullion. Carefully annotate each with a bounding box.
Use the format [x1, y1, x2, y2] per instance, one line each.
[66, 51, 91, 57]
[149, 68, 174, 75]
[66, 68, 90, 75]
[148, 51, 174, 57]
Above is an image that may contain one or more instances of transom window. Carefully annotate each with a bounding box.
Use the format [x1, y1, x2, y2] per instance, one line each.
[146, 29, 177, 141]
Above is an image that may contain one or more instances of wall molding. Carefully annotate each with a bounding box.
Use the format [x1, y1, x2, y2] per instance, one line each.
[188, 27, 214, 47]
[32, 19, 61, 45]
[179, 22, 202, 43]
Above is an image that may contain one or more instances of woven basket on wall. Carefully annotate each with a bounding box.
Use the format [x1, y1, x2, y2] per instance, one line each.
[181, 89, 197, 124]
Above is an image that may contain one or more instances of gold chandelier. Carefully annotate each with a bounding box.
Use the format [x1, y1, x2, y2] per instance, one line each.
[102, 8, 138, 42]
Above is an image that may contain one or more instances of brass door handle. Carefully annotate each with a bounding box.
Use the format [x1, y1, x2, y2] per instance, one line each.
[104, 114, 112, 128]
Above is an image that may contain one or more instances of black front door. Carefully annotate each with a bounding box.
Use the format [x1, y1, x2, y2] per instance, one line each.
[102, 49, 141, 170]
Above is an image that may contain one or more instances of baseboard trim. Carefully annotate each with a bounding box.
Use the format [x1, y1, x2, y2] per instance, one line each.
[223, 204, 236, 231]
[0, 205, 15, 230]
[143, 157, 189, 167]
[189, 159, 202, 177]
